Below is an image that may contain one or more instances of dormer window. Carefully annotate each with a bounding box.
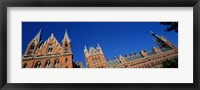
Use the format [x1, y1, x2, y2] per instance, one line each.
[47, 44, 53, 54]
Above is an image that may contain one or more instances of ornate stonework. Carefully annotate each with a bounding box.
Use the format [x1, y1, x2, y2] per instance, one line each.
[22, 30, 73, 68]
[22, 30, 178, 68]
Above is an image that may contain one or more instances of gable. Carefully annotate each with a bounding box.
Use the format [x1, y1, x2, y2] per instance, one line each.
[35, 35, 64, 55]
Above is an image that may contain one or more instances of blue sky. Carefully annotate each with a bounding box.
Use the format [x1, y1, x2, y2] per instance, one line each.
[22, 22, 178, 66]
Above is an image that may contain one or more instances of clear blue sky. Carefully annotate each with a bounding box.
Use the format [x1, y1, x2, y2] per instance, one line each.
[22, 22, 178, 66]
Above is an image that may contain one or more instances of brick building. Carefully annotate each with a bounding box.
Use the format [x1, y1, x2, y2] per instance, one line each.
[22, 30, 75, 68]
[22, 30, 178, 68]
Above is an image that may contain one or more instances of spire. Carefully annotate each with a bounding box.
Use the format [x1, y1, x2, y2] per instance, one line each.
[149, 30, 160, 38]
[119, 55, 124, 58]
[152, 45, 155, 48]
[84, 45, 87, 51]
[51, 33, 54, 37]
[149, 30, 154, 34]
[97, 43, 101, 49]
[33, 29, 42, 43]
[63, 29, 71, 42]
[25, 29, 42, 56]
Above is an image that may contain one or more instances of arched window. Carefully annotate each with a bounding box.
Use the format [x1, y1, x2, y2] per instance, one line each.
[55, 59, 60, 65]
[47, 44, 53, 54]
[34, 61, 41, 68]
[65, 58, 68, 63]
[23, 63, 27, 68]
[95, 57, 97, 60]
[98, 56, 100, 60]
[92, 58, 94, 61]
[45, 60, 51, 68]
[65, 41, 68, 47]
[30, 43, 35, 49]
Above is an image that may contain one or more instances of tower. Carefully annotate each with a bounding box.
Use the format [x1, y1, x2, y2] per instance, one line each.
[61, 30, 73, 68]
[84, 43, 108, 68]
[62, 30, 72, 53]
[24, 29, 42, 56]
[150, 31, 177, 50]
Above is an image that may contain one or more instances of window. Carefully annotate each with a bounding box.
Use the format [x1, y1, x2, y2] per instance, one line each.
[30, 43, 35, 49]
[65, 42, 69, 52]
[98, 56, 100, 60]
[65, 42, 68, 47]
[65, 58, 68, 63]
[47, 44, 53, 54]
[34, 61, 41, 68]
[28, 43, 35, 55]
[55, 59, 60, 65]
[23, 63, 27, 68]
[45, 60, 51, 68]
[95, 57, 97, 60]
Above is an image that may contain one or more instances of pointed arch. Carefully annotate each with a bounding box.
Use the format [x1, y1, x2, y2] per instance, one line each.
[34, 61, 41, 68]
[45, 60, 51, 68]
[55, 59, 60, 65]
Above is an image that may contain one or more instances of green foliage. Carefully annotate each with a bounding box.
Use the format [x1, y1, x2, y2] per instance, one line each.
[160, 22, 178, 33]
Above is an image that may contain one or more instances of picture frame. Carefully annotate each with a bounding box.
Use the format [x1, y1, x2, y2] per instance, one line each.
[0, 0, 199, 90]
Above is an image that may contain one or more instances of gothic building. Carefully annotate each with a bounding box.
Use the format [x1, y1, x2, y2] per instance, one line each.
[22, 30, 74, 68]
[22, 30, 178, 68]
[83, 31, 178, 68]
[84, 44, 108, 68]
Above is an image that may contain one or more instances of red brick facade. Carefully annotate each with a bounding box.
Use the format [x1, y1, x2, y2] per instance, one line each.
[22, 30, 178, 68]
[22, 30, 73, 68]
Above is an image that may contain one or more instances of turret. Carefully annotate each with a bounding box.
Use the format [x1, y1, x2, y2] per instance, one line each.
[140, 50, 148, 57]
[24, 29, 42, 56]
[119, 55, 125, 62]
[152, 45, 161, 53]
[76, 61, 83, 68]
[84, 45, 89, 58]
[150, 31, 177, 49]
[84, 44, 108, 68]
[62, 30, 72, 53]
[96, 43, 103, 54]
